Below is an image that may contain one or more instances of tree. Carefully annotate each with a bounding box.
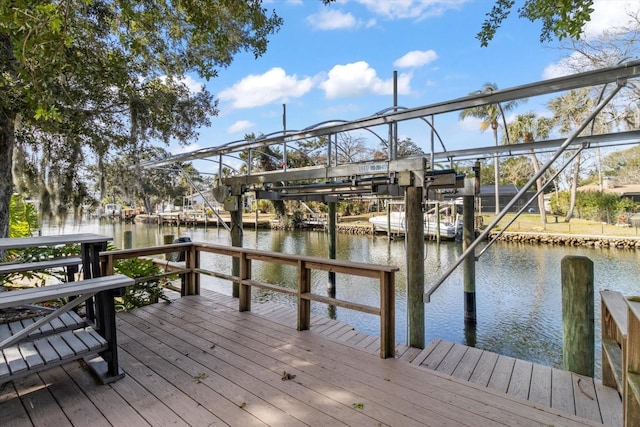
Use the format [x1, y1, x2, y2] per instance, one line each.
[478, 0, 595, 46]
[335, 133, 372, 163]
[602, 145, 640, 185]
[459, 83, 521, 214]
[0, 1, 284, 238]
[547, 88, 612, 222]
[504, 112, 553, 224]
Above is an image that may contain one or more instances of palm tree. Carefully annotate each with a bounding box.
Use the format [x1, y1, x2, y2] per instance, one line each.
[459, 83, 521, 214]
[547, 88, 611, 222]
[505, 113, 553, 225]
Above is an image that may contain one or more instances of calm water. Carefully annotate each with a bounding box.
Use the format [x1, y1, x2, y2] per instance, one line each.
[47, 219, 640, 377]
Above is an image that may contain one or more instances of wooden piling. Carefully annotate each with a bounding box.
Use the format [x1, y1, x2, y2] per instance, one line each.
[231, 202, 243, 298]
[123, 230, 133, 249]
[406, 185, 424, 349]
[463, 194, 476, 324]
[561, 255, 594, 377]
[327, 201, 336, 296]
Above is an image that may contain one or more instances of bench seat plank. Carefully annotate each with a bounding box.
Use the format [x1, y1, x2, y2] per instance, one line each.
[4, 345, 28, 376]
[0, 275, 132, 309]
[0, 323, 9, 341]
[20, 342, 44, 369]
[33, 338, 61, 364]
[0, 257, 82, 275]
[61, 330, 90, 354]
[47, 332, 76, 360]
[0, 354, 8, 378]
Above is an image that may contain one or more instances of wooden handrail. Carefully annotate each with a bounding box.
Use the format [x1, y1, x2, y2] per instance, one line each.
[100, 242, 399, 358]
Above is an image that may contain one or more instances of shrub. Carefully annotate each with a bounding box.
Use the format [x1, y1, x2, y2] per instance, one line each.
[113, 257, 170, 311]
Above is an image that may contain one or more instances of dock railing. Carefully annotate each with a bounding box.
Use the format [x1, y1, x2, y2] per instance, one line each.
[100, 241, 398, 358]
[601, 290, 640, 427]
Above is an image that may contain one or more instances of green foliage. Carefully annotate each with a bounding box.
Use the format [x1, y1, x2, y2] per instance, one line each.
[0, 0, 285, 240]
[113, 257, 170, 311]
[478, 0, 595, 46]
[552, 190, 639, 223]
[9, 194, 39, 238]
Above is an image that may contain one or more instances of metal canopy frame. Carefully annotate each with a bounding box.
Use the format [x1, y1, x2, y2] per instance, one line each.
[144, 59, 640, 168]
[142, 60, 640, 202]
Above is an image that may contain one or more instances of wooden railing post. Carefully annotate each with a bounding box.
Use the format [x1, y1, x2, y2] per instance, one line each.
[297, 260, 310, 331]
[184, 244, 199, 296]
[239, 253, 251, 312]
[380, 271, 395, 358]
[101, 253, 115, 276]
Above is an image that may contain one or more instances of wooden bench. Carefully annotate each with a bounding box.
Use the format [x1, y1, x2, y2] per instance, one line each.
[0, 274, 134, 386]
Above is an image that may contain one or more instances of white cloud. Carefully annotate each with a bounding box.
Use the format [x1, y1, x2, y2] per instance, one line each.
[582, 0, 640, 38]
[354, 0, 469, 21]
[157, 75, 204, 93]
[306, 9, 360, 30]
[178, 75, 205, 93]
[394, 50, 438, 68]
[227, 120, 254, 134]
[459, 116, 483, 132]
[319, 61, 412, 98]
[218, 67, 314, 109]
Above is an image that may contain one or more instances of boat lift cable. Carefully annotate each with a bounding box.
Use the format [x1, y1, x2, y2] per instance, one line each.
[154, 165, 232, 232]
[423, 80, 626, 303]
[475, 144, 586, 259]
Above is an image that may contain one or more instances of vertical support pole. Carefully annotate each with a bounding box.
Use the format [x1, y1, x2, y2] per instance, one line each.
[463, 191, 476, 324]
[123, 230, 133, 249]
[562, 255, 594, 376]
[435, 201, 441, 244]
[406, 184, 424, 349]
[254, 199, 259, 230]
[386, 201, 391, 241]
[238, 252, 251, 312]
[297, 260, 311, 330]
[380, 271, 395, 358]
[231, 197, 243, 298]
[327, 201, 337, 297]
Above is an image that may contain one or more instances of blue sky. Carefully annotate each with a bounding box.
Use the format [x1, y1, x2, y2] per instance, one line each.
[171, 0, 640, 165]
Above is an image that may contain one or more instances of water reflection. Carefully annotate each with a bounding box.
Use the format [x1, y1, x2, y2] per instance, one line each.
[45, 219, 640, 377]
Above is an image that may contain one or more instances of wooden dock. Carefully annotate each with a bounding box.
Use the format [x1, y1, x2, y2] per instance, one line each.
[250, 294, 622, 427]
[0, 289, 618, 426]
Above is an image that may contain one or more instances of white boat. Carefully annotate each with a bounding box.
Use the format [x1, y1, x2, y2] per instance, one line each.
[102, 203, 122, 219]
[369, 211, 462, 240]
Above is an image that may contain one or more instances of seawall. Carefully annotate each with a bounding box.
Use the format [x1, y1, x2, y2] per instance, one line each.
[489, 231, 640, 249]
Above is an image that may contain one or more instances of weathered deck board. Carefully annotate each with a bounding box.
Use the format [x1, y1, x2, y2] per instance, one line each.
[214, 293, 621, 426]
[0, 292, 617, 427]
[395, 336, 620, 427]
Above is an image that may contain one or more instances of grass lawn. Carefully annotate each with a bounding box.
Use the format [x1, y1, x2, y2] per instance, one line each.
[483, 213, 640, 237]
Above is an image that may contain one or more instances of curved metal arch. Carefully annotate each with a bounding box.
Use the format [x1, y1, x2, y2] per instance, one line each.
[302, 119, 389, 147]
[374, 106, 449, 153]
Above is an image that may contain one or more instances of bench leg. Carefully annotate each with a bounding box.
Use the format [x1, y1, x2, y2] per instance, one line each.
[87, 289, 124, 384]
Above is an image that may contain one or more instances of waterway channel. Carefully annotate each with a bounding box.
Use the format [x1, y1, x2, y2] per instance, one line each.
[47, 219, 640, 378]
